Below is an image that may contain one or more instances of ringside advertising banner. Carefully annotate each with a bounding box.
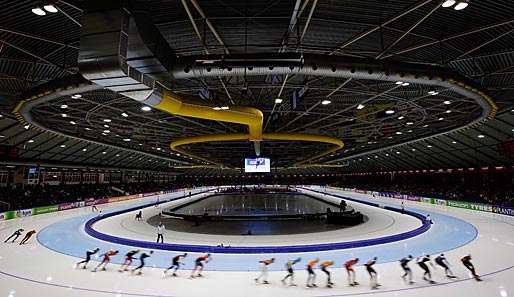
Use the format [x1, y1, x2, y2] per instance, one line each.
[3, 211, 15, 220]
[33, 205, 59, 215]
[16, 208, 33, 218]
[446, 200, 493, 213]
[492, 205, 514, 216]
[58, 201, 85, 211]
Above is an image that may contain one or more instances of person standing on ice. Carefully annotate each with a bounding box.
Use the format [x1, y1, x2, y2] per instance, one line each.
[435, 254, 456, 279]
[461, 254, 481, 281]
[281, 257, 301, 286]
[254, 258, 275, 284]
[19, 229, 36, 245]
[417, 255, 435, 283]
[4, 228, 24, 243]
[119, 249, 140, 272]
[345, 258, 359, 286]
[92, 250, 119, 272]
[365, 257, 380, 289]
[400, 255, 414, 284]
[306, 258, 319, 288]
[75, 248, 100, 269]
[156, 222, 165, 243]
[190, 253, 211, 278]
[320, 260, 335, 288]
[163, 253, 187, 277]
[132, 251, 153, 275]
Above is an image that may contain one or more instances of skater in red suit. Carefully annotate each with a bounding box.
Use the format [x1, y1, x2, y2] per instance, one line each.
[92, 250, 119, 272]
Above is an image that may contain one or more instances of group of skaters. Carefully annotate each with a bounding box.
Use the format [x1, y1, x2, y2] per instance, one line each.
[3, 228, 37, 245]
[255, 253, 481, 289]
[74, 249, 210, 279]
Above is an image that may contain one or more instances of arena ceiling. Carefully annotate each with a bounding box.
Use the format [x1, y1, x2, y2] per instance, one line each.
[0, 0, 513, 174]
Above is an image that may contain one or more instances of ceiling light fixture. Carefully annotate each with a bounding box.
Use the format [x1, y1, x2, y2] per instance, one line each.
[398, 116, 404, 120]
[454, 0, 469, 10]
[212, 107, 221, 110]
[123, 138, 131, 142]
[395, 81, 404, 85]
[71, 94, 82, 99]
[43, 4, 58, 13]
[69, 121, 76, 125]
[274, 98, 283, 104]
[442, 0, 456, 7]
[357, 104, 365, 110]
[401, 82, 410, 86]
[438, 117, 444, 121]
[61, 113, 67, 117]
[477, 134, 485, 138]
[103, 119, 111, 122]
[220, 106, 230, 110]
[103, 130, 110, 133]
[60, 144, 66, 148]
[443, 100, 451, 105]
[428, 90, 439, 96]
[28, 139, 34, 143]
[385, 110, 395, 114]
[31, 7, 46, 15]
[406, 122, 413, 125]
[60, 104, 68, 109]
[445, 110, 452, 113]
[141, 106, 152, 111]
[121, 112, 128, 117]
[321, 100, 331, 105]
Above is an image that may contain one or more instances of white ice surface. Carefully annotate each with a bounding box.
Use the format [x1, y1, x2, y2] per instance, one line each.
[0, 189, 513, 297]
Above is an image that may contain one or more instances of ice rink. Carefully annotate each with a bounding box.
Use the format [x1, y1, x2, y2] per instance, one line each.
[1, 187, 513, 297]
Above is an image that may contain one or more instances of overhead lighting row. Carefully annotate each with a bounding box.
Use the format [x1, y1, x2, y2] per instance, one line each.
[31, 3, 58, 16]
[442, 0, 470, 10]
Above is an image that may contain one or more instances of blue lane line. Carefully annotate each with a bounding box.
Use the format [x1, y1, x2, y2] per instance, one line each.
[37, 190, 477, 271]
[83, 191, 431, 253]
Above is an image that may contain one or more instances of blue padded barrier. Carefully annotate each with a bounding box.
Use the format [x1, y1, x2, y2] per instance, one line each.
[84, 188, 431, 254]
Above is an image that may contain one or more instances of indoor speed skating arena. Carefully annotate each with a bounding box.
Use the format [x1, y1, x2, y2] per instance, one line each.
[1, 1, 514, 297]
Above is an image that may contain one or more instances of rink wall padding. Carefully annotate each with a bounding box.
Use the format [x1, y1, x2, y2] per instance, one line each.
[84, 187, 431, 254]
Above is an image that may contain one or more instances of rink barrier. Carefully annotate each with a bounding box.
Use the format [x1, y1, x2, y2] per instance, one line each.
[84, 188, 431, 253]
[323, 186, 514, 217]
[0, 188, 202, 221]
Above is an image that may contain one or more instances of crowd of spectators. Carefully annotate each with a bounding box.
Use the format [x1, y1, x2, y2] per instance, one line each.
[332, 172, 514, 207]
[0, 172, 512, 211]
[0, 182, 193, 211]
